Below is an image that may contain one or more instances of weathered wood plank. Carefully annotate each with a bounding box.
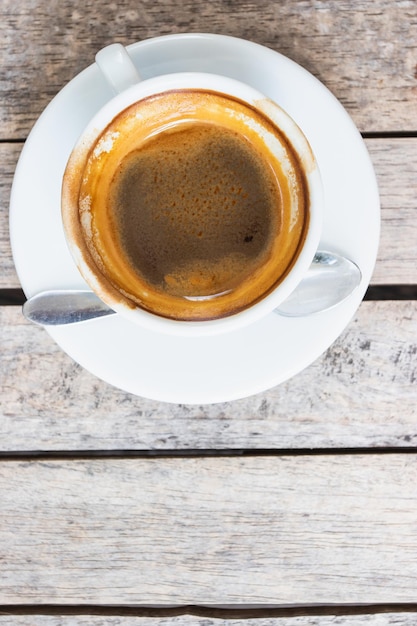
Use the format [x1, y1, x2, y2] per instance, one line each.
[1, 615, 417, 625]
[2, 139, 416, 288]
[1, 301, 416, 450]
[1, 0, 416, 137]
[1, 455, 416, 603]
[368, 139, 417, 285]
[0, 143, 21, 288]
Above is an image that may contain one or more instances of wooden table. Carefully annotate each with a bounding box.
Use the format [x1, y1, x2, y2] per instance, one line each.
[1, 1, 416, 624]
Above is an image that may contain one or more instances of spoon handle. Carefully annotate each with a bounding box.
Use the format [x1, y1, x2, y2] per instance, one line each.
[23, 290, 115, 326]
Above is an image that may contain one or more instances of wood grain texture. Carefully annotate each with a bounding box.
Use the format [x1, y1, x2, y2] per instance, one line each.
[1, 0, 416, 618]
[1, 0, 416, 138]
[0, 143, 21, 288]
[1, 616, 417, 626]
[369, 139, 417, 285]
[1, 455, 416, 603]
[2, 138, 416, 288]
[1, 301, 416, 451]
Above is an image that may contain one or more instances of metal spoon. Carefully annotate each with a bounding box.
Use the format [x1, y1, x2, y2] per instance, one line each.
[22, 251, 361, 326]
[275, 250, 362, 317]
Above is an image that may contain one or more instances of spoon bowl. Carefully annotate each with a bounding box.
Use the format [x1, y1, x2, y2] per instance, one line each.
[275, 250, 362, 316]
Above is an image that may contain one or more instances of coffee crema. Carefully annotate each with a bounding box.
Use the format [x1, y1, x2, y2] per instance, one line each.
[64, 89, 308, 321]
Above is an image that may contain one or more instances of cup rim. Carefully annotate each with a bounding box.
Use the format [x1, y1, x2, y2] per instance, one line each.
[62, 71, 323, 336]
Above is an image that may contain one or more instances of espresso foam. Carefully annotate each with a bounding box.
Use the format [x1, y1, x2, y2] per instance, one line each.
[108, 124, 279, 297]
[72, 90, 308, 321]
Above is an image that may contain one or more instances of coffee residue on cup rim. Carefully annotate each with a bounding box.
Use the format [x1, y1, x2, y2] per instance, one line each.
[255, 96, 317, 176]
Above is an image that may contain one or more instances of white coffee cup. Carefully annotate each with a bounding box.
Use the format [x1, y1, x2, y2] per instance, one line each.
[61, 44, 323, 336]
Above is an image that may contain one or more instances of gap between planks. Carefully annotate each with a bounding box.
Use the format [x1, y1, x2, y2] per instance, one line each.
[1, 284, 417, 307]
[1, 606, 417, 622]
[0, 448, 417, 460]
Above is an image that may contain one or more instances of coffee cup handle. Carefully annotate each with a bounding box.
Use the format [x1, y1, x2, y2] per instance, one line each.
[95, 43, 142, 94]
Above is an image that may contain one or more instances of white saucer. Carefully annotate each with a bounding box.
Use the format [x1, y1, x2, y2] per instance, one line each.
[10, 34, 380, 404]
